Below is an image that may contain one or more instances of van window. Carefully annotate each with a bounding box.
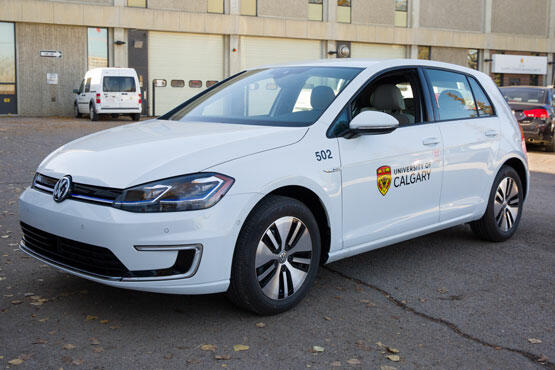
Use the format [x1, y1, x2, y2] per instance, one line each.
[103, 76, 136, 92]
[84, 78, 91, 93]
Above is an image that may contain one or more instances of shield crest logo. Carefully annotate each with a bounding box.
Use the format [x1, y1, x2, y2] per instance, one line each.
[376, 166, 391, 196]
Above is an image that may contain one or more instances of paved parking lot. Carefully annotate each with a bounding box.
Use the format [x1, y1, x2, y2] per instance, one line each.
[0, 116, 554, 369]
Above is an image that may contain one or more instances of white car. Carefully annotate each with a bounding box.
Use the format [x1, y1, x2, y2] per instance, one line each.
[73, 68, 142, 121]
[20, 59, 529, 314]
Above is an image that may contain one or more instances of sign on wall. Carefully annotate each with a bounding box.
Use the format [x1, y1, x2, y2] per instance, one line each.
[40, 50, 63, 58]
[46, 73, 58, 85]
[492, 54, 547, 75]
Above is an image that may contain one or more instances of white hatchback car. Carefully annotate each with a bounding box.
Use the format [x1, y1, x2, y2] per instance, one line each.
[20, 59, 528, 314]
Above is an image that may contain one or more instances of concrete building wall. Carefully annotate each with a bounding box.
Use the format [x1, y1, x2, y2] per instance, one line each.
[16, 23, 87, 116]
[351, 0, 394, 26]
[419, 0, 483, 32]
[20, 0, 113, 4]
[492, 0, 548, 36]
[257, 0, 308, 20]
[147, 0, 208, 13]
[430, 47, 470, 68]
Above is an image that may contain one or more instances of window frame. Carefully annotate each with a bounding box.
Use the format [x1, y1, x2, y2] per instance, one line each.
[87, 27, 109, 70]
[423, 67, 497, 123]
[326, 66, 434, 138]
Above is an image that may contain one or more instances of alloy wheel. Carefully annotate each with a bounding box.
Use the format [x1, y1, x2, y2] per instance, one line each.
[255, 216, 312, 300]
[493, 177, 520, 232]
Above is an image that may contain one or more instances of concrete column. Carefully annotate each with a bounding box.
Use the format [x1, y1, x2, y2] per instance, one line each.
[325, 0, 336, 23]
[326, 40, 336, 59]
[408, 0, 420, 59]
[481, 0, 493, 75]
[546, 0, 555, 85]
[228, 34, 241, 76]
[113, 28, 128, 67]
[229, 0, 240, 15]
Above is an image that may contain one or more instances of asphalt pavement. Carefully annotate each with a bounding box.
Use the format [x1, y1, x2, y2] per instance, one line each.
[0, 116, 553, 369]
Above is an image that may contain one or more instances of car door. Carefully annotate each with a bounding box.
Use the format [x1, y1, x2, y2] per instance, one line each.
[335, 68, 443, 249]
[424, 68, 500, 222]
[80, 77, 92, 112]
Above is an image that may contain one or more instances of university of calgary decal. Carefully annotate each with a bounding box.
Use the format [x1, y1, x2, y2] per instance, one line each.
[377, 165, 391, 196]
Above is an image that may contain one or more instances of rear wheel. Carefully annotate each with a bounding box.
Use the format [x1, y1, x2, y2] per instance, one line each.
[131, 113, 141, 121]
[227, 195, 321, 315]
[89, 104, 99, 121]
[546, 138, 555, 152]
[470, 165, 523, 242]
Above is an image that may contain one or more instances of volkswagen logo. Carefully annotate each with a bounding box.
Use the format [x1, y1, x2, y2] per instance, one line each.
[53, 175, 72, 203]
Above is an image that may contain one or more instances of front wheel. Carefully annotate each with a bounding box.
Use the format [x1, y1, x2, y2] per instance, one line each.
[89, 104, 99, 121]
[470, 166, 523, 242]
[131, 113, 141, 121]
[227, 195, 321, 315]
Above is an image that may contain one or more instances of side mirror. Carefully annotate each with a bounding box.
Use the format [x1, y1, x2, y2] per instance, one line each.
[73, 89, 79, 94]
[347, 111, 399, 138]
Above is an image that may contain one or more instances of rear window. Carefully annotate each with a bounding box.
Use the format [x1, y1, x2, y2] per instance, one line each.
[102, 76, 136, 92]
[500, 88, 547, 104]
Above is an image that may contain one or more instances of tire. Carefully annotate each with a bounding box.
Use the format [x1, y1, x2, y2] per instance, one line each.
[111, 114, 119, 119]
[546, 138, 555, 152]
[89, 104, 99, 121]
[227, 195, 321, 315]
[131, 113, 141, 121]
[470, 165, 524, 242]
[73, 103, 80, 118]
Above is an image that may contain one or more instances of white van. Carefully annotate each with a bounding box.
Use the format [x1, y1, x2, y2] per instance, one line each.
[73, 68, 142, 121]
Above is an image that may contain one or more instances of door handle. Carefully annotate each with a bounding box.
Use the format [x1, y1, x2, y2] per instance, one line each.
[484, 129, 498, 138]
[422, 137, 441, 146]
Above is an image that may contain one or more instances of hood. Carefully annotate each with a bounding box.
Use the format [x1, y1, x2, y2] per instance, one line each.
[39, 119, 308, 188]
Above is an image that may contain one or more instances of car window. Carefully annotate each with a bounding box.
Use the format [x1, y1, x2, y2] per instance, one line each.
[163, 67, 362, 127]
[103, 76, 136, 92]
[351, 68, 423, 125]
[426, 69, 477, 120]
[84, 78, 91, 93]
[500, 87, 547, 104]
[468, 77, 494, 117]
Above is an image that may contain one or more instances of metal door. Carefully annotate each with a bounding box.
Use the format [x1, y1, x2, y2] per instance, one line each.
[128, 29, 148, 115]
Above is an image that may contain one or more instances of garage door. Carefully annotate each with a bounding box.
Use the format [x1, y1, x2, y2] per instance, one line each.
[240, 37, 322, 70]
[351, 43, 406, 59]
[149, 32, 224, 116]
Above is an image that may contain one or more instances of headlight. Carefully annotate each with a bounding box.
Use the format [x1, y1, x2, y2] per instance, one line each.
[113, 173, 234, 212]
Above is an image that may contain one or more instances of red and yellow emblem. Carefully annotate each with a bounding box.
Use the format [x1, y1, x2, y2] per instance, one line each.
[377, 166, 391, 196]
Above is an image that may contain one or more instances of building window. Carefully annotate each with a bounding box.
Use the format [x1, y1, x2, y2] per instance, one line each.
[171, 80, 185, 88]
[308, 0, 323, 21]
[467, 49, 479, 70]
[0, 22, 16, 114]
[241, 0, 257, 16]
[127, 0, 146, 7]
[337, 0, 351, 23]
[208, 0, 224, 14]
[418, 46, 431, 60]
[394, 0, 408, 27]
[87, 28, 108, 70]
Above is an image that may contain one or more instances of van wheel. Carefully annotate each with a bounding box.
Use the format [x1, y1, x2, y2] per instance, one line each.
[89, 104, 99, 121]
[131, 113, 141, 121]
[74, 103, 81, 118]
[227, 195, 321, 315]
[470, 166, 523, 242]
[111, 114, 119, 119]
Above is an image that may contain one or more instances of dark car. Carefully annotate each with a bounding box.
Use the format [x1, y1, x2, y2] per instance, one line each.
[500, 86, 555, 152]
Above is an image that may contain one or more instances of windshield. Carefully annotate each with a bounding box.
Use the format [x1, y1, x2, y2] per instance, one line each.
[500, 88, 547, 104]
[103, 76, 136, 93]
[162, 66, 363, 127]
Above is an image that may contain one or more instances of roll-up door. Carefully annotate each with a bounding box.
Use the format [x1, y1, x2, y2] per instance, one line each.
[351, 43, 406, 59]
[149, 32, 224, 116]
[240, 37, 322, 70]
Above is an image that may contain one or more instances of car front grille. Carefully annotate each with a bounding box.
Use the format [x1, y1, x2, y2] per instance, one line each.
[33, 173, 122, 206]
[20, 222, 129, 277]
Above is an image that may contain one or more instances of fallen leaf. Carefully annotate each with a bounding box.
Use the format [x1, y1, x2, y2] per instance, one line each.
[537, 355, 549, 363]
[215, 354, 231, 360]
[387, 347, 400, 353]
[48, 330, 56, 335]
[360, 299, 370, 303]
[63, 343, 76, 350]
[376, 341, 384, 348]
[85, 315, 97, 321]
[233, 344, 249, 352]
[1, 235, 9, 239]
[419, 298, 426, 303]
[380, 366, 397, 370]
[61, 356, 73, 364]
[437, 288, 448, 294]
[11, 300, 23, 305]
[323, 316, 332, 321]
[330, 361, 341, 367]
[386, 355, 400, 362]
[200, 344, 217, 352]
[8, 358, 23, 365]
[310, 346, 324, 353]
[32, 338, 48, 344]
[38, 318, 48, 322]
[72, 359, 83, 365]
[255, 322, 266, 328]
[109, 325, 120, 330]
[164, 353, 173, 359]
[99, 320, 108, 324]
[347, 358, 361, 365]
[89, 338, 100, 345]
[528, 338, 542, 344]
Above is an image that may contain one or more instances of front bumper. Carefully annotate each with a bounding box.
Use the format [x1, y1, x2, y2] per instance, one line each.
[18, 187, 252, 294]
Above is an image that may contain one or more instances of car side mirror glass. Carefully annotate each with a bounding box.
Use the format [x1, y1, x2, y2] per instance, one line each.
[347, 111, 399, 138]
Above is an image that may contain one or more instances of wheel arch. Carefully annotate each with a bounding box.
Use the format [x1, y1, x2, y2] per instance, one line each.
[502, 156, 528, 201]
[239, 185, 332, 265]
